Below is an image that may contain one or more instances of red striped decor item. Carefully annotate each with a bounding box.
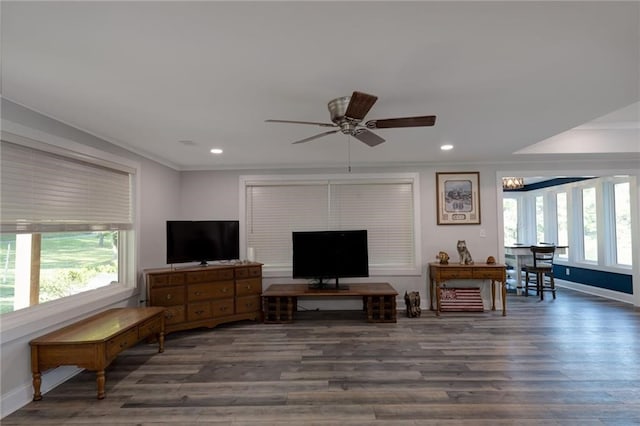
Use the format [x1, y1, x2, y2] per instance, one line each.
[439, 287, 484, 312]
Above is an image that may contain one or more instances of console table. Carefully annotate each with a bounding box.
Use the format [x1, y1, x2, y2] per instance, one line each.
[428, 262, 507, 316]
[262, 283, 398, 323]
[29, 307, 165, 400]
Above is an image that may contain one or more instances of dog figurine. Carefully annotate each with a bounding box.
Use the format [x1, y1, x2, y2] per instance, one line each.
[456, 240, 474, 265]
[437, 251, 450, 265]
[404, 291, 421, 318]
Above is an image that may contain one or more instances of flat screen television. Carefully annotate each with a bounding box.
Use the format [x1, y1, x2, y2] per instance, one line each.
[166, 220, 240, 265]
[292, 230, 369, 290]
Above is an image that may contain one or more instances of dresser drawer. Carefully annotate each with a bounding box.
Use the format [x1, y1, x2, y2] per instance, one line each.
[236, 278, 262, 297]
[188, 281, 234, 301]
[148, 273, 185, 287]
[236, 266, 262, 279]
[187, 302, 212, 321]
[162, 306, 185, 325]
[438, 268, 473, 279]
[211, 299, 234, 317]
[106, 328, 138, 359]
[186, 268, 234, 283]
[150, 286, 185, 306]
[236, 295, 260, 314]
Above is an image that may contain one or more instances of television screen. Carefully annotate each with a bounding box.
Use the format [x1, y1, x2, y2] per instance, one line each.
[166, 220, 239, 265]
[292, 230, 369, 288]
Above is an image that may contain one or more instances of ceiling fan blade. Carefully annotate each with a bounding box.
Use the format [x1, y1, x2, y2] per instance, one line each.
[353, 129, 385, 147]
[365, 115, 436, 129]
[266, 119, 336, 128]
[344, 91, 378, 121]
[292, 130, 340, 144]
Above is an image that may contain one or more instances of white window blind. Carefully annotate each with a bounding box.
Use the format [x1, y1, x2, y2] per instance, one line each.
[246, 183, 328, 267]
[329, 182, 414, 269]
[1, 140, 133, 233]
[244, 175, 418, 273]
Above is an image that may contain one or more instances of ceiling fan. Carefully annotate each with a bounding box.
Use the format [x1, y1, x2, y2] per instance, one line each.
[266, 91, 436, 147]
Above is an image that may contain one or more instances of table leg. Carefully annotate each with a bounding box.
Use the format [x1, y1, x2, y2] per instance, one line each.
[96, 370, 105, 399]
[429, 278, 434, 311]
[491, 279, 496, 311]
[32, 371, 42, 401]
[157, 331, 165, 353]
[435, 282, 442, 316]
[502, 280, 507, 316]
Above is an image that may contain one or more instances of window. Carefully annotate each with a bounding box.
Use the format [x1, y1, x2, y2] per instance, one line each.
[535, 195, 545, 243]
[0, 137, 134, 314]
[613, 182, 631, 265]
[243, 174, 420, 274]
[503, 197, 518, 245]
[556, 192, 568, 259]
[581, 187, 598, 262]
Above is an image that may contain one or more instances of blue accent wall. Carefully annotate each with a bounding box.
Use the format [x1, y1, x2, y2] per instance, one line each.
[553, 265, 633, 294]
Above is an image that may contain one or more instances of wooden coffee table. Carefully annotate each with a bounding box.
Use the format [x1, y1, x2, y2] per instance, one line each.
[262, 282, 398, 323]
[30, 307, 165, 400]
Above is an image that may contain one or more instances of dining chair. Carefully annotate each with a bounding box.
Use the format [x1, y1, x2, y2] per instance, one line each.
[523, 245, 557, 300]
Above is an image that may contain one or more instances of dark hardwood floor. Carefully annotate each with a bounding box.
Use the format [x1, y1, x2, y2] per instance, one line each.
[4, 289, 640, 425]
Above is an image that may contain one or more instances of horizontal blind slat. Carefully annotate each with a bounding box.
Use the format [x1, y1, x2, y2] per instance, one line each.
[1, 140, 133, 233]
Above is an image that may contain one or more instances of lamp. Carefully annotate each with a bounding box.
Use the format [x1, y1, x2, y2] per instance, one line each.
[502, 177, 524, 190]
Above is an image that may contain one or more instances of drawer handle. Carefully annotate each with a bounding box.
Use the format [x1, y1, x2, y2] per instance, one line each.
[245, 285, 251, 290]
[166, 294, 172, 300]
[222, 288, 228, 293]
[195, 291, 201, 296]
[165, 312, 173, 319]
[196, 310, 205, 315]
[119, 341, 128, 348]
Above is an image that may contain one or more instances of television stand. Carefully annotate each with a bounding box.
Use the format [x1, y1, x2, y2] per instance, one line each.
[262, 282, 398, 323]
[308, 278, 349, 291]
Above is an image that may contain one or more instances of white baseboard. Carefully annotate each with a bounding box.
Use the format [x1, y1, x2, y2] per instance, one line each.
[1, 366, 82, 418]
[556, 279, 634, 304]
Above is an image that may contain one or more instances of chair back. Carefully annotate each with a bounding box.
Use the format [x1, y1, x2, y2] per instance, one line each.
[530, 245, 556, 268]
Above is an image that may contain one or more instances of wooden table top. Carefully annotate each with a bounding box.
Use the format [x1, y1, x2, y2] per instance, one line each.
[262, 282, 398, 297]
[30, 307, 165, 345]
[428, 262, 505, 269]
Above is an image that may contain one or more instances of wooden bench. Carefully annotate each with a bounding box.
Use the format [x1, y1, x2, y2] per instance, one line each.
[29, 307, 166, 400]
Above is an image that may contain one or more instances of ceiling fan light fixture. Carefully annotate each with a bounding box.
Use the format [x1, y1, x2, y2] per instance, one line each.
[440, 144, 453, 151]
[210, 148, 223, 155]
[503, 177, 524, 190]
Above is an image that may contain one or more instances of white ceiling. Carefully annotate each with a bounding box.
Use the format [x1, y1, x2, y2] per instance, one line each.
[2, 1, 639, 171]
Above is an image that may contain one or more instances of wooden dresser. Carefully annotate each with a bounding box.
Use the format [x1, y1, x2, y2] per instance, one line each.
[145, 263, 262, 334]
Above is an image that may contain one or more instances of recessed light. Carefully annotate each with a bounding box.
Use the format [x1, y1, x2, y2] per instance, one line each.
[210, 148, 223, 155]
[440, 144, 454, 151]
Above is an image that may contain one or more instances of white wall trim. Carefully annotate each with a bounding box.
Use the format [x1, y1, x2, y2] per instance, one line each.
[556, 278, 634, 305]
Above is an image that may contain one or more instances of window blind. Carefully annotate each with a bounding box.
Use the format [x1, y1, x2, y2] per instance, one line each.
[244, 176, 418, 272]
[329, 182, 414, 269]
[1, 140, 133, 233]
[246, 183, 328, 267]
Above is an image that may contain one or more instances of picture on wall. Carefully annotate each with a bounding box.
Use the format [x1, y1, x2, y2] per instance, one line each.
[436, 172, 481, 225]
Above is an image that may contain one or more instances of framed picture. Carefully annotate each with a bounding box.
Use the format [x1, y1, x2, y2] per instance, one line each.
[436, 172, 481, 225]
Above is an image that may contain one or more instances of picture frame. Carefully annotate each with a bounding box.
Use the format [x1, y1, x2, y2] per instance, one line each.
[436, 172, 481, 225]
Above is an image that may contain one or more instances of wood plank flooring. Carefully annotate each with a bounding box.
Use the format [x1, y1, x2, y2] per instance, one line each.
[4, 289, 640, 425]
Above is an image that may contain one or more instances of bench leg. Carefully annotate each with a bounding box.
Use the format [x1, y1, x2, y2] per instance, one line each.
[32, 371, 42, 401]
[158, 331, 165, 353]
[96, 370, 106, 399]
